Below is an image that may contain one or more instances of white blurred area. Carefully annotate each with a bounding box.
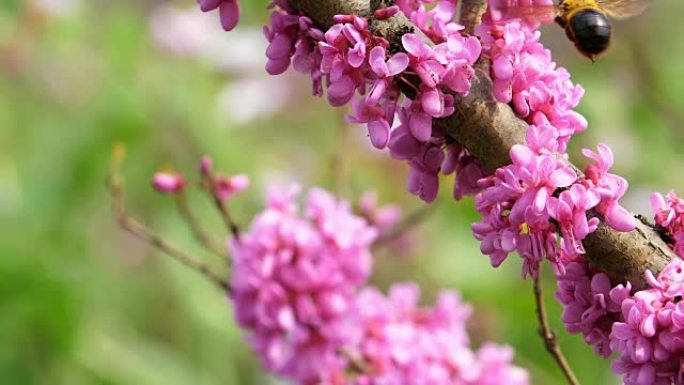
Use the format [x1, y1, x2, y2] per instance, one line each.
[32, 0, 80, 16]
[149, 5, 292, 125]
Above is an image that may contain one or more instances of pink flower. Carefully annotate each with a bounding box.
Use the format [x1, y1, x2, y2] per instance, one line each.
[546, 184, 601, 258]
[358, 191, 401, 232]
[373, 5, 400, 20]
[407, 145, 444, 203]
[508, 145, 577, 226]
[199, 155, 213, 176]
[473, 145, 577, 277]
[197, 0, 240, 31]
[214, 173, 249, 200]
[367, 46, 409, 106]
[151, 172, 185, 194]
[356, 45, 409, 148]
[582, 144, 636, 232]
[650, 191, 684, 257]
[403, 33, 443, 88]
[556, 261, 631, 357]
[442, 144, 486, 200]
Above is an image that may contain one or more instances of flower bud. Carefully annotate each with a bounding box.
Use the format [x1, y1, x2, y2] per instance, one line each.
[152, 172, 185, 194]
[373, 5, 399, 20]
[199, 155, 213, 176]
[214, 174, 249, 200]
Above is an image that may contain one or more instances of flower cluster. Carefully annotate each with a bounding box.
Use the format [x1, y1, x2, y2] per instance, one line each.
[150, 155, 250, 200]
[229, 186, 376, 384]
[347, 283, 529, 385]
[651, 191, 684, 258]
[610, 259, 684, 385]
[472, 133, 634, 278]
[258, 0, 483, 202]
[553, 190, 684, 385]
[556, 262, 632, 357]
[230, 185, 530, 384]
[478, 3, 587, 153]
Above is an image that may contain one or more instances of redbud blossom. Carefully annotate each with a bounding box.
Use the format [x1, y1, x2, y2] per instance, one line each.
[214, 173, 249, 201]
[151, 172, 185, 194]
[230, 186, 376, 384]
[199, 155, 213, 176]
[197, 0, 240, 31]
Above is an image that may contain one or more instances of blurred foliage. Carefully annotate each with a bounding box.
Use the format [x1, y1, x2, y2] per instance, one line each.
[2, 0, 684, 384]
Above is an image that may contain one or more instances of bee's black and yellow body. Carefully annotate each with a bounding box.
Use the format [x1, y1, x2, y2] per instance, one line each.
[555, 0, 612, 61]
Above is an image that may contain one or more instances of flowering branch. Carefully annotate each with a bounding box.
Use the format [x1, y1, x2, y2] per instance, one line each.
[108, 145, 230, 292]
[532, 264, 580, 385]
[287, 0, 676, 289]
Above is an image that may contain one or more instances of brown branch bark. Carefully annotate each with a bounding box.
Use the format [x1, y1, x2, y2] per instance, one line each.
[289, 0, 676, 289]
[459, 0, 487, 35]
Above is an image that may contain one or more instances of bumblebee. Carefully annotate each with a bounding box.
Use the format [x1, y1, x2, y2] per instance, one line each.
[497, 0, 652, 61]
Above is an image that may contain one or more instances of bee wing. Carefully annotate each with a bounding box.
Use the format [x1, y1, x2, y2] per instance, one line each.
[490, 3, 560, 24]
[595, 0, 652, 20]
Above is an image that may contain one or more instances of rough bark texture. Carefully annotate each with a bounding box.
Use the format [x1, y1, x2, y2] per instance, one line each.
[290, 0, 371, 29]
[459, 0, 488, 35]
[290, 0, 676, 289]
[436, 68, 527, 172]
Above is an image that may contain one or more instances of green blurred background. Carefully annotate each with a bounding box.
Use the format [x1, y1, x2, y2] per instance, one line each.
[2, 0, 684, 384]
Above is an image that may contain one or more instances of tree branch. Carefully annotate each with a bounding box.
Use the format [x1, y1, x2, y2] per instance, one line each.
[533, 264, 580, 385]
[459, 0, 487, 35]
[290, 0, 676, 290]
[201, 173, 242, 241]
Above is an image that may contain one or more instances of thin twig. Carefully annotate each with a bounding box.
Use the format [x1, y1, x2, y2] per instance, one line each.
[202, 175, 241, 240]
[173, 193, 228, 260]
[532, 264, 579, 385]
[340, 348, 372, 375]
[372, 203, 436, 251]
[107, 144, 230, 292]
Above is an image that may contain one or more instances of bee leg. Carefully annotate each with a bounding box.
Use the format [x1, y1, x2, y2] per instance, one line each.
[555, 16, 566, 28]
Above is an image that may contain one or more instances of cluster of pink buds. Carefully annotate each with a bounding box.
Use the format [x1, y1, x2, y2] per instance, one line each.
[151, 156, 249, 201]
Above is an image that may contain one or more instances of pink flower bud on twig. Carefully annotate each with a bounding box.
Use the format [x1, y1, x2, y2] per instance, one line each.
[152, 172, 186, 194]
